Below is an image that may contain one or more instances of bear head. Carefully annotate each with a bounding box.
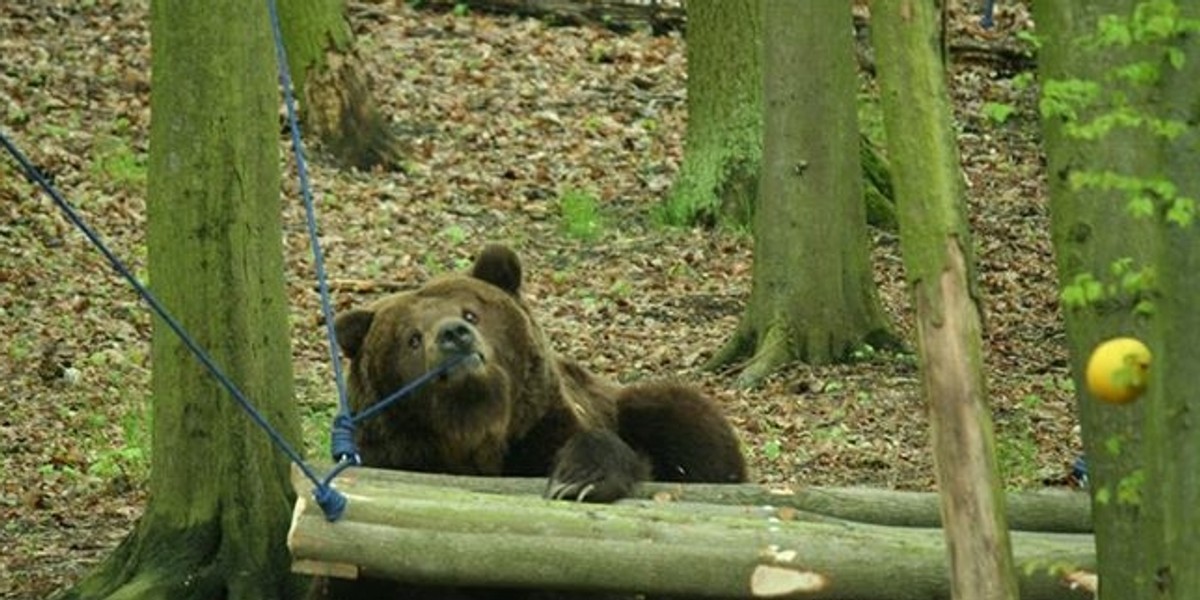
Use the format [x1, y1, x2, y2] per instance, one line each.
[333, 244, 556, 473]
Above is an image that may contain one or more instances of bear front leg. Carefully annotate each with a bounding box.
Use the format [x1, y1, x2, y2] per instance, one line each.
[546, 429, 650, 502]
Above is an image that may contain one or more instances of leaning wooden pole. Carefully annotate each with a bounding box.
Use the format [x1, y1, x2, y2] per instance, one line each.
[871, 2, 1020, 600]
[288, 466, 1096, 599]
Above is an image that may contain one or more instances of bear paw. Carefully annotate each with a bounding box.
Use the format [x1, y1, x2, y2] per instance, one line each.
[545, 429, 649, 502]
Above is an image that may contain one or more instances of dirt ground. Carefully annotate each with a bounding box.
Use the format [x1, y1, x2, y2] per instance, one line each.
[0, 1, 1078, 598]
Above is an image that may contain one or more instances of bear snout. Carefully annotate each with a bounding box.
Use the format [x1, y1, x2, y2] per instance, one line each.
[435, 318, 480, 356]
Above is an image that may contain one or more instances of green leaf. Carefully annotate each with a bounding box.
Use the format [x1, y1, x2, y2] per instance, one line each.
[1167, 47, 1186, 69]
[1116, 469, 1145, 506]
[1134, 299, 1156, 316]
[1111, 61, 1160, 85]
[1038, 78, 1100, 121]
[1061, 273, 1105, 308]
[982, 102, 1017, 124]
[1126, 194, 1155, 219]
[1166, 197, 1196, 227]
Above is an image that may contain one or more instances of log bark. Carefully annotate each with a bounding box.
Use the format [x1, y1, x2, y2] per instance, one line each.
[301, 464, 1092, 533]
[289, 466, 1096, 599]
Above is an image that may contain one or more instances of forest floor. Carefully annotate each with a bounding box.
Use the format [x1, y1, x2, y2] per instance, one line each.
[0, 1, 1076, 598]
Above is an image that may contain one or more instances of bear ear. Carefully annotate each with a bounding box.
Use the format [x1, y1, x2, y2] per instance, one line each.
[471, 244, 523, 296]
[334, 309, 376, 360]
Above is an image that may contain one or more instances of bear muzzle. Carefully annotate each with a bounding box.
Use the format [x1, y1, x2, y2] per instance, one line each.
[434, 318, 485, 372]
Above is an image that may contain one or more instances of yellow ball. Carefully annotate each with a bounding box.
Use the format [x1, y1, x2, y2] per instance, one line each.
[1085, 337, 1151, 404]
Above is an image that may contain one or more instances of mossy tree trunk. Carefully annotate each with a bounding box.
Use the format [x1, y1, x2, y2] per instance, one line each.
[1150, 90, 1200, 597]
[705, 0, 896, 387]
[662, 1, 896, 229]
[872, 2, 1018, 599]
[278, 0, 404, 171]
[661, 0, 760, 226]
[56, 1, 302, 599]
[1035, 2, 1200, 597]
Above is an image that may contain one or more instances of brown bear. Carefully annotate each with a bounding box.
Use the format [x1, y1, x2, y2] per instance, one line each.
[313, 244, 746, 599]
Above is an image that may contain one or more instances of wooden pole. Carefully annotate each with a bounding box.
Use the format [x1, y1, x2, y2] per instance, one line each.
[288, 466, 1096, 599]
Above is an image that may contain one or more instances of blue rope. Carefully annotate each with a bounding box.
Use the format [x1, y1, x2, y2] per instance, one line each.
[354, 354, 470, 424]
[0, 128, 326, 493]
[262, 0, 359, 466]
[2, 0, 470, 523]
[2, 127, 465, 522]
[980, 0, 996, 29]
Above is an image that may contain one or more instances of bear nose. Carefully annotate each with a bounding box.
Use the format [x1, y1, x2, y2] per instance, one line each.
[436, 319, 476, 354]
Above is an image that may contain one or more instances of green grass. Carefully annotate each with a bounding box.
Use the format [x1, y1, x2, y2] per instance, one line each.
[90, 135, 147, 187]
[558, 188, 604, 241]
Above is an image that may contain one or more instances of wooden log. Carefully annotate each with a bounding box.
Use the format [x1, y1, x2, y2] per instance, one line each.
[288, 466, 1096, 599]
[298, 463, 1093, 533]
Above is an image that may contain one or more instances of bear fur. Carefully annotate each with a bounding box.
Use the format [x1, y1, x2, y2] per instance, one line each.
[313, 244, 746, 599]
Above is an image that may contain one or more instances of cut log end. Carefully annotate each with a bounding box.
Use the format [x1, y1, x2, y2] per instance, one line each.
[750, 564, 829, 597]
[1065, 570, 1098, 594]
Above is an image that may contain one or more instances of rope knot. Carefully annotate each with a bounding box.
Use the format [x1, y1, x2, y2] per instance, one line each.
[313, 483, 348, 522]
[330, 412, 360, 465]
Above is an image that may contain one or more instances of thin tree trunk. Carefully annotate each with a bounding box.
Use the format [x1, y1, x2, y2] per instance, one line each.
[872, 2, 1018, 598]
[279, 0, 404, 171]
[289, 469, 1096, 599]
[56, 1, 301, 598]
[706, 0, 896, 387]
[1034, 3, 1163, 598]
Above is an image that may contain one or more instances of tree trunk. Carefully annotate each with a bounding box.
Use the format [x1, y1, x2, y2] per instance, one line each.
[288, 467, 1097, 599]
[660, 0, 760, 226]
[1034, 2, 1179, 598]
[706, 0, 896, 387]
[56, 1, 301, 599]
[661, 1, 895, 229]
[299, 464, 1094, 532]
[1142, 6, 1200, 596]
[278, 0, 404, 171]
[871, 2, 1018, 599]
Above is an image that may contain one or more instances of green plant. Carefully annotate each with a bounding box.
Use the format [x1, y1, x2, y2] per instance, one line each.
[91, 399, 151, 482]
[1020, 393, 1044, 410]
[850, 343, 877, 362]
[558, 188, 604, 241]
[982, 101, 1018, 124]
[996, 428, 1040, 488]
[441, 224, 469, 245]
[608, 279, 633, 298]
[761, 438, 783, 461]
[90, 135, 147, 187]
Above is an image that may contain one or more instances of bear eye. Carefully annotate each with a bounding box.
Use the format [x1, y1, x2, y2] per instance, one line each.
[462, 309, 479, 324]
[407, 332, 423, 349]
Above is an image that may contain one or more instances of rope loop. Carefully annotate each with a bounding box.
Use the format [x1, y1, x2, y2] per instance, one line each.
[330, 412, 361, 465]
[313, 482, 349, 522]
[980, 0, 996, 29]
